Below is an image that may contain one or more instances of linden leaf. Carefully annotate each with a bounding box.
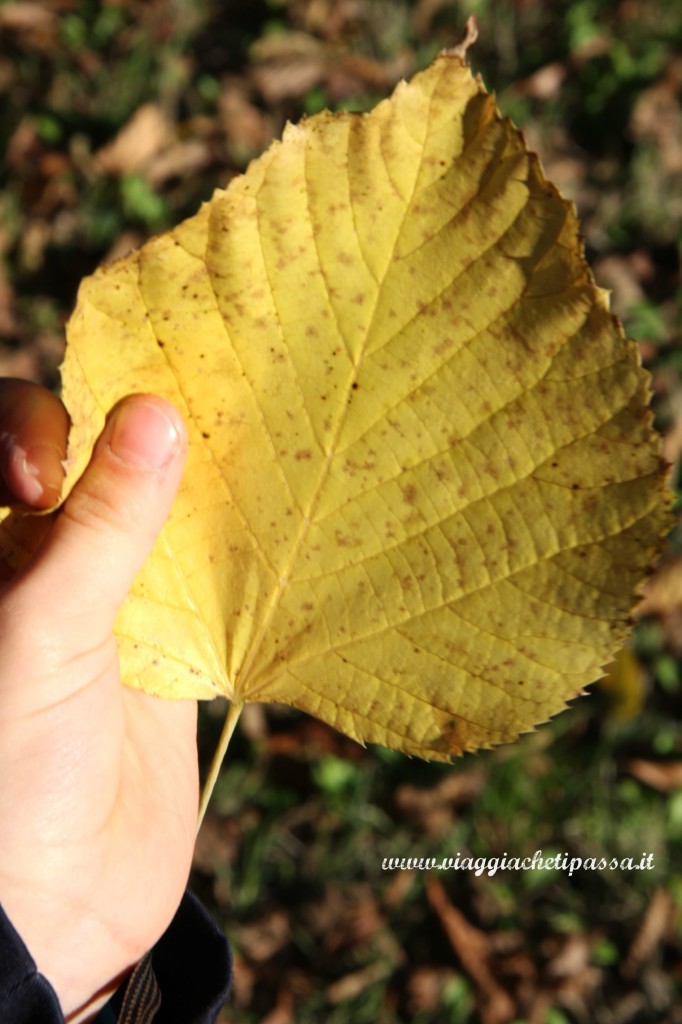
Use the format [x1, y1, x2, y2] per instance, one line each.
[1, 52, 669, 760]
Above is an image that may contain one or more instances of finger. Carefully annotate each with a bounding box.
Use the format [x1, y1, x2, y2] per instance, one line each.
[0, 379, 69, 509]
[28, 393, 187, 627]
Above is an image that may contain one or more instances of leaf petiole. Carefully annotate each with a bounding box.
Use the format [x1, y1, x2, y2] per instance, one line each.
[197, 699, 244, 832]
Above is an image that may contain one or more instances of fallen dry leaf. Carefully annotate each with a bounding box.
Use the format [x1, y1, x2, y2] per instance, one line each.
[623, 887, 673, 978]
[426, 876, 516, 1024]
[623, 757, 682, 793]
[93, 103, 173, 176]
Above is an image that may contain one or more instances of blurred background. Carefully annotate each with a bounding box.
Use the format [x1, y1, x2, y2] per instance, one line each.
[1, 1, 681, 1021]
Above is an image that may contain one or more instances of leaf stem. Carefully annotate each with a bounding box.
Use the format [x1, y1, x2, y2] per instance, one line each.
[196, 699, 244, 833]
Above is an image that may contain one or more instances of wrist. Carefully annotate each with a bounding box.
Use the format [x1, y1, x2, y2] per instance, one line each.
[64, 979, 124, 1024]
[0, 880, 135, 1021]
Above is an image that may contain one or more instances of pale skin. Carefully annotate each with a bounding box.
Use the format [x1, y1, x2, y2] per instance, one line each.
[0, 381, 198, 1022]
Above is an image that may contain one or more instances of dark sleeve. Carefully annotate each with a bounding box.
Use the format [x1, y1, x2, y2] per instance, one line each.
[0, 903, 64, 1023]
[108, 891, 233, 1024]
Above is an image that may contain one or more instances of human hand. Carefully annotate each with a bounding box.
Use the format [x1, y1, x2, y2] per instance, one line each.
[0, 381, 197, 1022]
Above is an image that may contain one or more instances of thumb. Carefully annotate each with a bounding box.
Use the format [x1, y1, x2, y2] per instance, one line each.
[32, 394, 187, 627]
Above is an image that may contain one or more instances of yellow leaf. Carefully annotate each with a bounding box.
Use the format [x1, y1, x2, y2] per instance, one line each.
[0, 52, 670, 759]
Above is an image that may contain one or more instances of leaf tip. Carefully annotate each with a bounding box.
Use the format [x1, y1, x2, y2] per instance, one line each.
[442, 14, 479, 63]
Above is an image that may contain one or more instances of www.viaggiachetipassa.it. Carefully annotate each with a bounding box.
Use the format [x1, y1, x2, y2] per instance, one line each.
[381, 851, 655, 877]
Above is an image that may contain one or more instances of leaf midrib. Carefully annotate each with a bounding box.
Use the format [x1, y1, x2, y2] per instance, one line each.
[232, 83, 434, 695]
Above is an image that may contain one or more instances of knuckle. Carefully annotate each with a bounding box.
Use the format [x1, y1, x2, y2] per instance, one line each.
[61, 481, 140, 538]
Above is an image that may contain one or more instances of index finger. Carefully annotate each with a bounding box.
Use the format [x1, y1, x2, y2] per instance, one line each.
[0, 379, 70, 509]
